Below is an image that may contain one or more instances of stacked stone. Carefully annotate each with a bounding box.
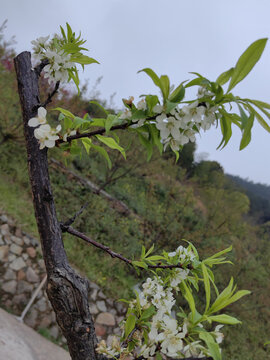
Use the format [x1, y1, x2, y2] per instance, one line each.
[0, 213, 127, 346]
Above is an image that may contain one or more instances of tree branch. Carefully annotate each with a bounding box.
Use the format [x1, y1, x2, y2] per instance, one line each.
[40, 80, 60, 108]
[57, 122, 130, 144]
[34, 58, 49, 76]
[62, 225, 192, 270]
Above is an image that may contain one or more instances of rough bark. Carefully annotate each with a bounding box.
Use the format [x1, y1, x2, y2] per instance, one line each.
[14, 51, 99, 360]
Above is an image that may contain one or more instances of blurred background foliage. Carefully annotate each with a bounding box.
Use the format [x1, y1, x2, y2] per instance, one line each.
[0, 25, 269, 359]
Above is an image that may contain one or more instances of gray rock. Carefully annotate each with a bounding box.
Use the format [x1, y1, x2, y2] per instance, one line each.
[49, 325, 59, 339]
[13, 293, 28, 305]
[0, 223, 10, 236]
[2, 280, 17, 294]
[90, 288, 98, 301]
[106, 298, 114, 307]
[115, 302, 127, 314]
[0, 214, 9, 223]
[38, 316, 52, 329]
[38, 259, 45, 269]
[3, 268, 16, 280]
[98, 291, 106, 299]
[23, 236, 31, 245]
[36, 298, 47, 312]
[96, 312, 116, 326]
[11, 235, 24, 246]
[8, 254, 17, 262]
[17, 280, 34, 293]
[3, 235, 11, 244]
[89, 303, 99, 315]
[0, 245, 9, 262]
[26, 267, 39, 283]
[96, 300, 107, 312]
[10, 257, 26, 271]
[88, 281, 100, 290]
[10, 243, 23, 256]
[22, 253, 29, 261]
[25, 309, 38, 328]
[110, 309, 117, 316]
[0, 234, 4, 245]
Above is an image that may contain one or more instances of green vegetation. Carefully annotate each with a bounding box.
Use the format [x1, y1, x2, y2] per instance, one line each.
[0, 30, 270, 359]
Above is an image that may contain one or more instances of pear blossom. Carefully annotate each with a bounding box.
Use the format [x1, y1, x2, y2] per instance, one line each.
[197, 86, 214, 99]
[63, 129, 77, 142]
[119, 108, 132, 120]
[156, 114, 181, 141]
[31, 36, 50, 61]
[34, 124, 61, 149]
[213, 325, 224, 344]
[182, 101, 205, 123]
[28, 107, 47, 127]
[153, 103, 163, 114]
[43, 49, 74, 84]
[137, 99, 147, 111]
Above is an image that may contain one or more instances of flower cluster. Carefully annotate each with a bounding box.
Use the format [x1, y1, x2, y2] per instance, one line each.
[119, 87, 218, 152]
[31, 35, 75, 84]
[28, 107, 61, 149]
[96, 244, 217, 359]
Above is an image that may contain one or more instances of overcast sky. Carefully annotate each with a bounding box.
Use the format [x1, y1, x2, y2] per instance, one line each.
[2, 0, 270, 184]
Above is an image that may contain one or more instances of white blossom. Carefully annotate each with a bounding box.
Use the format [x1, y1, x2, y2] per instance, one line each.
[28, 107, 47, 127]
[137, 99, 147, 111]
[34, 124, 61, 149]
[197, 86, 214, 99]
[213, 324, 224, 344]
[182, 101, 205, 123]
[63, 129, 76, 142]
[156, 114, 181, 141]
[119, 108, 132, 120]
[153, 104, 163, 114]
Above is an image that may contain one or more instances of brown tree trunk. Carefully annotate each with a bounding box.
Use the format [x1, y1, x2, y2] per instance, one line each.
[14, 51, 100, 360]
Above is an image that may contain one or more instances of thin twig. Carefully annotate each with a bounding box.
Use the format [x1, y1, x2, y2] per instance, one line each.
[40, 81, 60, 108]
[34, 58, 49, 76]
[57, 122, 130, 144]
[62, 226, 191, 270]
[61, 202, 89, 228]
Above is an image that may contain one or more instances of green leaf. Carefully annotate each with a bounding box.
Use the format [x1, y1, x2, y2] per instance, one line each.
[169, 83, 185, 103]
[227, 289, 251, 304]
[209, 278, 234, 313]
[165, 100, 178, 114]
[199, 332, 221, 360]
[81, 138, 92, 154]
[137, 132, 153, 161]
[228, 38, 268, 92]
[245, 101, 270, 132]
[145, 95, 159, 113]
[159, 75, 170, 100]
[70, 55, 99, 65]
[217, 114, 232, 150]
[140, 305, 156, 321]
[95, 135, 126, 159]
[216, 67, 234, 86]
[132, 260, 148, 269]
[138, 68, 161, 89]
[124, 314, 136, 338]
[53, 107, 75, 119]
[239, 113, 254, 150]
[181, 282, 196, 320]
[208, 314, 241, 325]
[91, 144, 112, 168]
[202, 263, 211, 312]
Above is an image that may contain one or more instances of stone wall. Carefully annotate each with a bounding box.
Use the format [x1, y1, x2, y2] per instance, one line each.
[0, 213, 126, 346]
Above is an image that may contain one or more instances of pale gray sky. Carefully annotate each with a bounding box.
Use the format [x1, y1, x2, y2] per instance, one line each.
[2, 0, 270, 184]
